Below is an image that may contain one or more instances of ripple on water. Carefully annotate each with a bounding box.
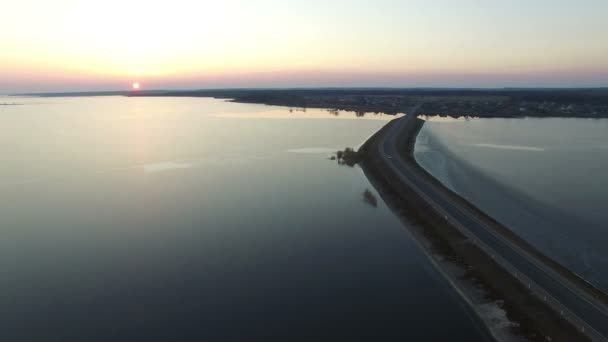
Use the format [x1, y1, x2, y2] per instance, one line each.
[143, 162, 193, 174]
[287, 147, 338, 154]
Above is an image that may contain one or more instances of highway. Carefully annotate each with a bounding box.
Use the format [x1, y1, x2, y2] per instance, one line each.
[378, 106, 608, 341]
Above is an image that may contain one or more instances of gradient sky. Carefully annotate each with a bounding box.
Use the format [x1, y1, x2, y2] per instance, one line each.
[1, 0, 607, 92]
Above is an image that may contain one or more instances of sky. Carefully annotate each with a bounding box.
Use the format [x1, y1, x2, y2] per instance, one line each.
[1, 0, 607, 92]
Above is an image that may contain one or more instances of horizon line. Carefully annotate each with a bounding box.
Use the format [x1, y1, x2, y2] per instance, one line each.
[9, 86, 608, 96]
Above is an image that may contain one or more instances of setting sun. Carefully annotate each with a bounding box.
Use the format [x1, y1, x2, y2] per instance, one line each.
[132, 82, 140, 90]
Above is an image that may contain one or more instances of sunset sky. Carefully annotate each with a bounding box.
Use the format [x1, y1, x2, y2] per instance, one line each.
[1, 0, 607, 93]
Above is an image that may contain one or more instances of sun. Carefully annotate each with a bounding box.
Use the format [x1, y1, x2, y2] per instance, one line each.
[132, 82, 140, 90]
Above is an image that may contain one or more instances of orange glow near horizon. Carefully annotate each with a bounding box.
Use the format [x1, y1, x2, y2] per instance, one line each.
[132, 82, 140, 90]
[1, 1, 607, 92]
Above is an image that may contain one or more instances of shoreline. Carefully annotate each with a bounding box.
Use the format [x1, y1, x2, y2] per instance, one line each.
[125, 88, 608, 118]
[18, 89, 608, 118]
[17, 87, 608, 118]
[357, 116, 601, 341]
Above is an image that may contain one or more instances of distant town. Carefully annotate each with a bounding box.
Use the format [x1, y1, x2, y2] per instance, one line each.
[18, 88, 608, 118]
[233, 90, 608, 118]
[125, 88, 608, 118]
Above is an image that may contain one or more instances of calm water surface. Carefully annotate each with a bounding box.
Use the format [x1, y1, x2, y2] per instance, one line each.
[0, 97, 485, 341]
[416, 116, 608, 290]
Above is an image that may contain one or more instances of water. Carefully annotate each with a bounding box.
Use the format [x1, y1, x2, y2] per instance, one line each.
[415, 116, 608, 290]
[0, 97, 485, 341]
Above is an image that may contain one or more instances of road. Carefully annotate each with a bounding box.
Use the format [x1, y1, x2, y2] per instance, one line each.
[378, 106, 608, 341]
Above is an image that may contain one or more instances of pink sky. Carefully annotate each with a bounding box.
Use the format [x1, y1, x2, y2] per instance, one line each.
[2, 0, 607, 93]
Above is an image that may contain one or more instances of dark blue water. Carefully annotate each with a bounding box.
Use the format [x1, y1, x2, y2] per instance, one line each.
[0, 97, 486, 341]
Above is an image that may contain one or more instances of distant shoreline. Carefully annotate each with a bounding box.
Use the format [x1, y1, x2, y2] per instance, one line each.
[223, 89, 608, 118]
[16, 88, 608, 118]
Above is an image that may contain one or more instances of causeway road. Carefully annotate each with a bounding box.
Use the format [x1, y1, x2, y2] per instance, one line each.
[378, 106, 608, 341]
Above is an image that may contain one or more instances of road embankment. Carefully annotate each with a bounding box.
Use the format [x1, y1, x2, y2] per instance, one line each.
[358, 117, 593, 341]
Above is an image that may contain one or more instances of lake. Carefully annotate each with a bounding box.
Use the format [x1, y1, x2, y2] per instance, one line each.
[0, 97, 485, 341]
[415, 116, 608, 291]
